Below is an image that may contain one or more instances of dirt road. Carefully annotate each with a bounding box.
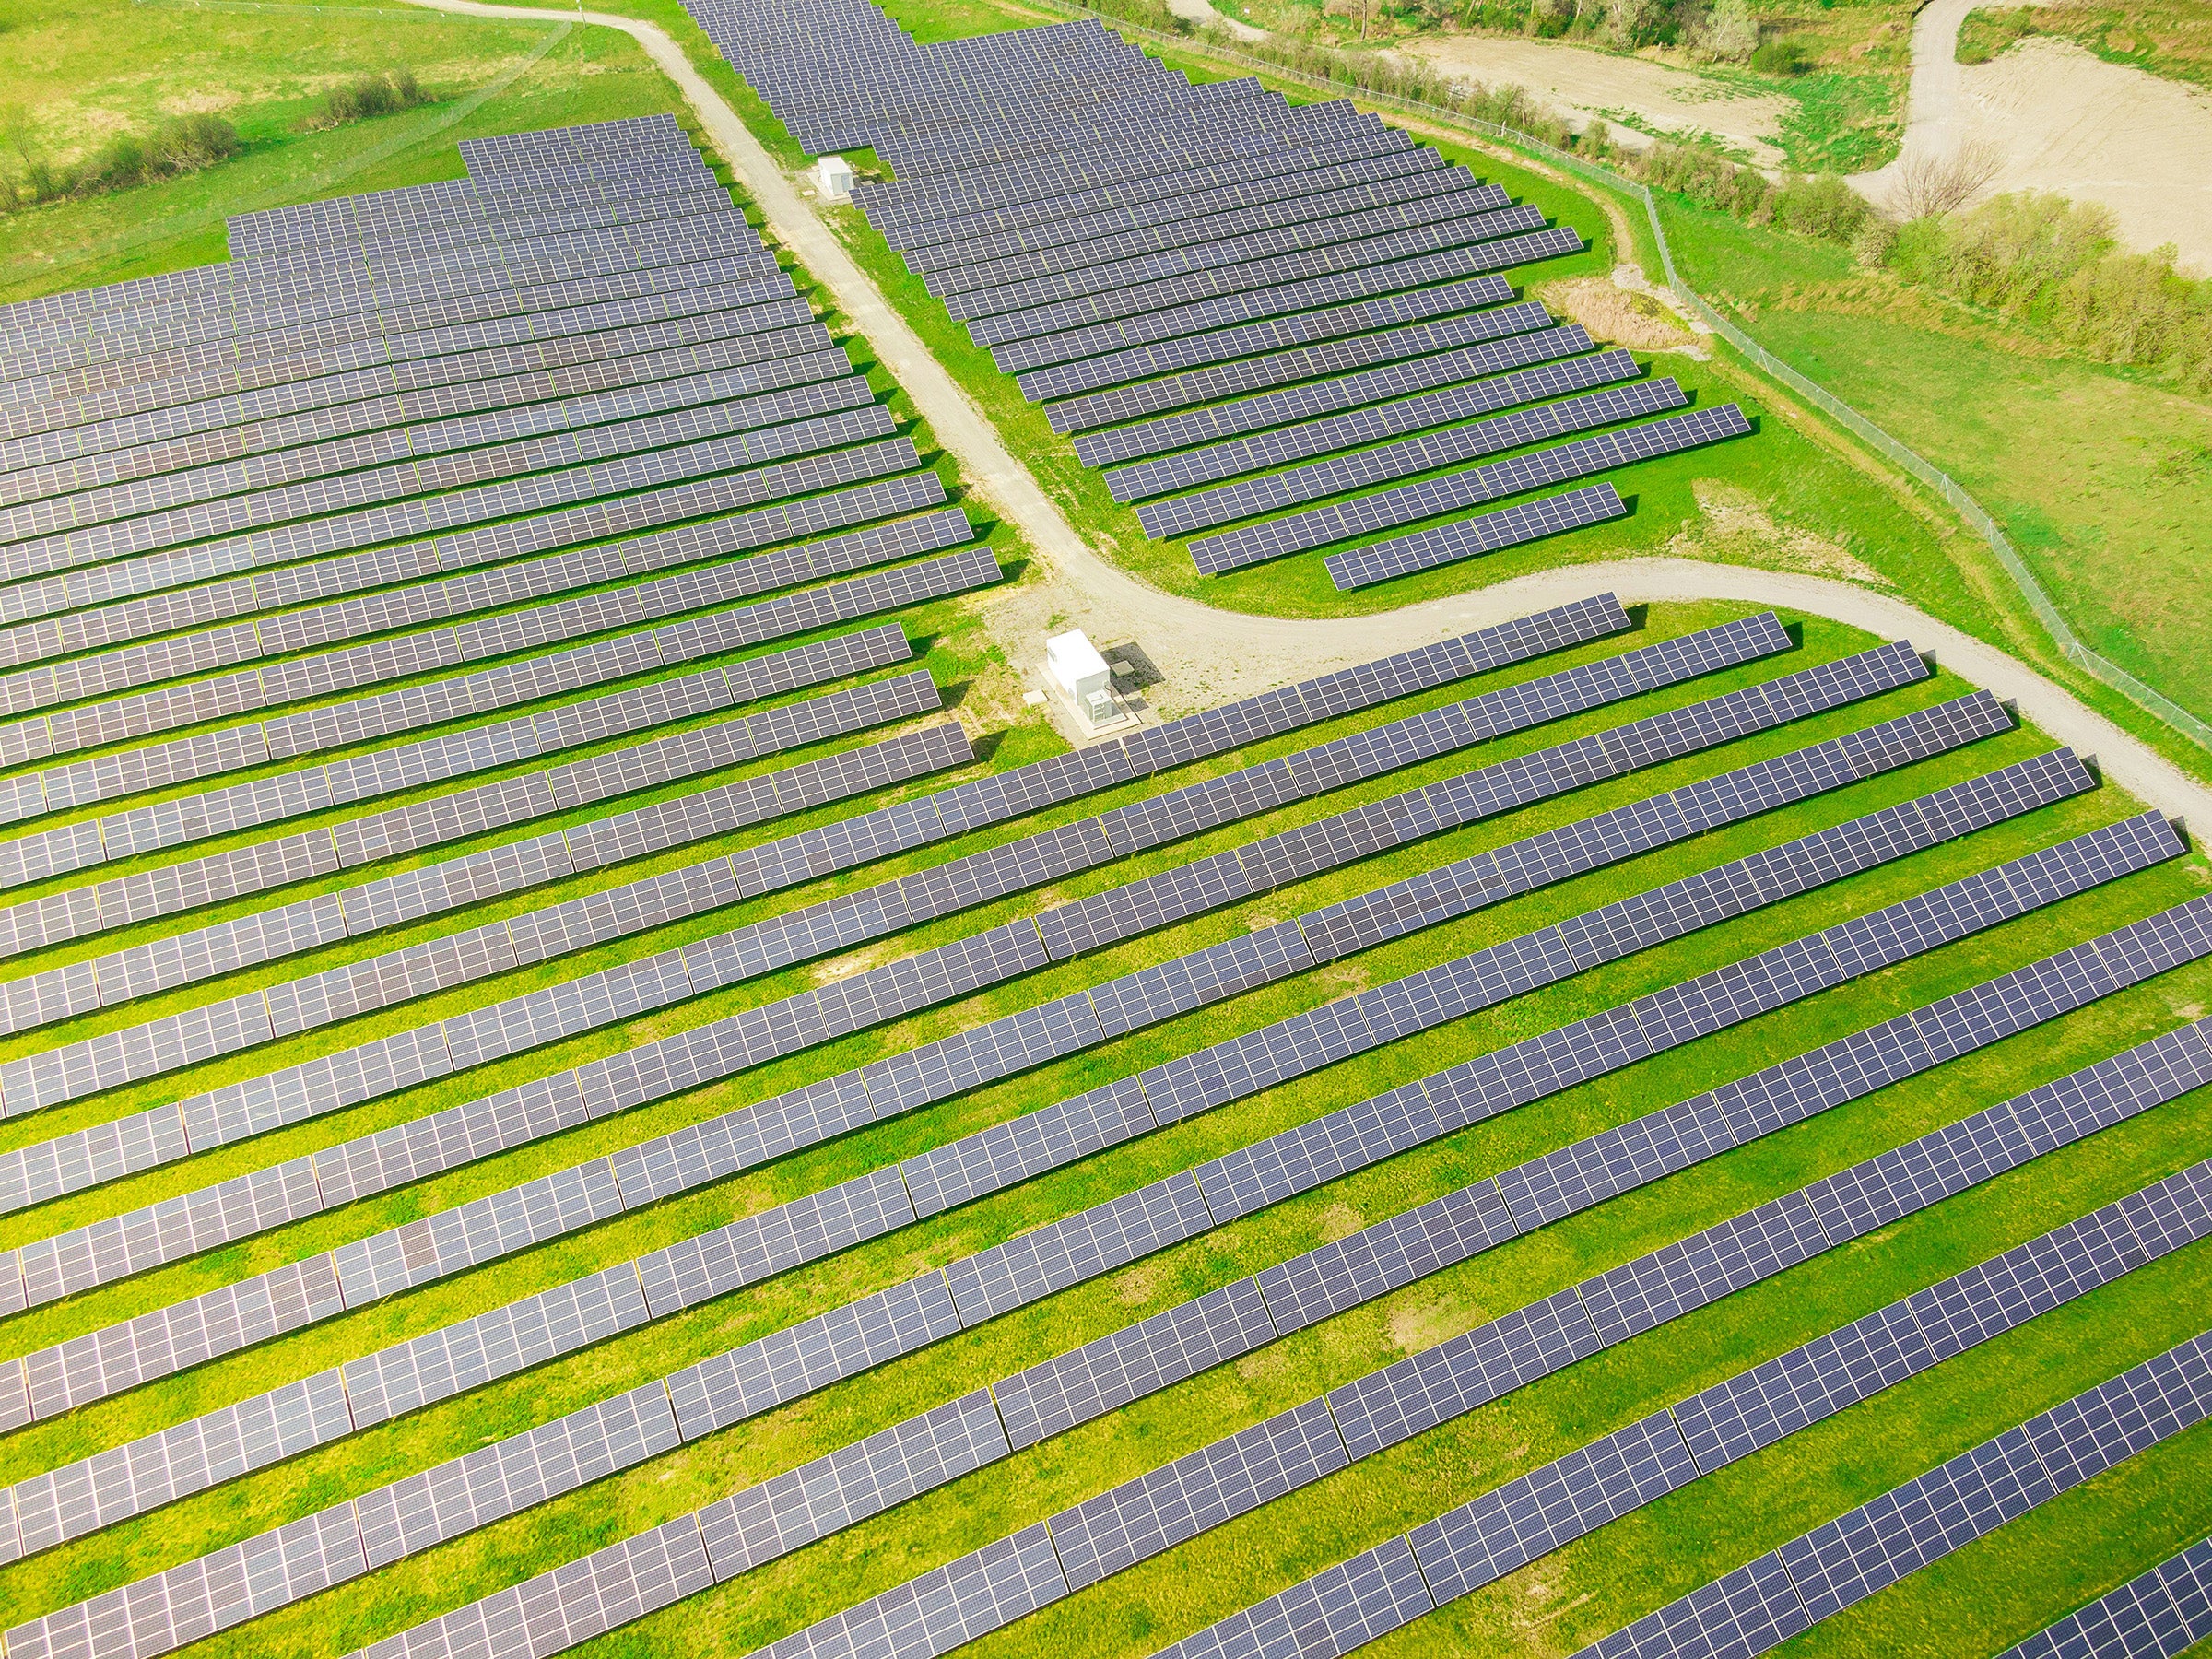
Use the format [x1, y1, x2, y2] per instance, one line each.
[398, 0, 2212, 826]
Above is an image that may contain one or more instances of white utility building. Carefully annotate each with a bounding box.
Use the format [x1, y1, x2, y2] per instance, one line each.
[816, 155, 854, 200]
[1046, 629, 1124, 732]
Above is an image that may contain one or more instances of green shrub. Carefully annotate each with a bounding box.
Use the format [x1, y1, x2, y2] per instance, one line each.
[147, 112, 243, 172]
[1767, 172, 1873, 241]
[1882, 190, 2212, 392]
[323, 67, 433, 126]
[63, 113, 241, 194]
[1956, 6, 2033, 65]
[1749, 38, 1810, 74]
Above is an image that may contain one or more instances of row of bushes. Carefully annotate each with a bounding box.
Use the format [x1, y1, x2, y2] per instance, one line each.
[313, 68, 431, 128]
[6, 112, 242, 205]
[1631, 138, 1881, 248]
[2, 67, 434, 209]
[1888, 194, 2212, 391]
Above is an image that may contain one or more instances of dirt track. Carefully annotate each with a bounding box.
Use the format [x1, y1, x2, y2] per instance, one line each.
[397, 0, 2212, 828]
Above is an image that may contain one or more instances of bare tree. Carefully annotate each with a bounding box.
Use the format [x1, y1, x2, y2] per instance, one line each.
[1888, 138, 2004, 219]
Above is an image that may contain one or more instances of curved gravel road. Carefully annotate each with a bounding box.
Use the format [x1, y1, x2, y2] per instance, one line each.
[1853, 0, 1978, 204]
[399, 0, 2212, 830]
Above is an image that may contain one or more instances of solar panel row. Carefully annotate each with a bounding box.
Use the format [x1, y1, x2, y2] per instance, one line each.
[895, 127, 1422, 257]
[0, 506, 964, 910]
[4, 150, 723, 350]
[0, 297, 826, 478]
[13, 858, 2198, 1651]
[1327, 483, 1632, 589]
[0, 338, 850, 523]
[0, 660, 947, 1042]
[993, 231, 1583, 380]
[0, 350, 872, 555]
[0, 389, 891, 706]
[1143, 378, 1687, 540]
[1019, 277, 1522, 409]
[1104, 348, 1640, 505]
[0, 672, 956, 1122]
[0, 703, 2101, 1571]
[938, 189, 1526, 324]
[0, 221, 770, 425]
[924, 174, 1505, 304]
[1191, 406, 1752, 575]
[908, 146, 1449, 276]
[16, 736, 2193, 1657]
[0, 203, 752, 388]
[0, 514, 971, 830]
[1070, 324, 1599, 469]
[0, 617, 1790, 1297]
[0, 615, 926, 984]
[1, 416, 916, 635]
[686, 0, 1743, 582]
[0, 274, 816, 460]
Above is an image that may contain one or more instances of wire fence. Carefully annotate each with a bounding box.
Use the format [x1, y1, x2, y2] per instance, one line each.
[1040, 0, 2212, 753]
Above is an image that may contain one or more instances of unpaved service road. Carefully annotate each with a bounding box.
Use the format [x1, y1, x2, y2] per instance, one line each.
[400, 0, 2212, 830]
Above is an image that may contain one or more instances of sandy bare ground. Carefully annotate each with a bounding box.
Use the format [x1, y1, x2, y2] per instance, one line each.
[1853, 3, 2212, 269]
[1954, 38, 2212, 271]
[1394, 35, 1794, 168]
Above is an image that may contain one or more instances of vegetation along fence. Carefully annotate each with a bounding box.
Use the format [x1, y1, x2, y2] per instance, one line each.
[1042, 0, 2212, 755]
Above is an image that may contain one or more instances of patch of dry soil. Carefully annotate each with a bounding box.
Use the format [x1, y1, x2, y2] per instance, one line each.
[1393, 35, 1794, 168]
[1956, 37, 2212, 272]
[1854, 0, 2212, 268]
[1538, 275, 1706, 355]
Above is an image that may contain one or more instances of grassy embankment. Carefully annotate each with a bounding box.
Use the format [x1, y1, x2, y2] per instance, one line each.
[0, 0, 682, 300]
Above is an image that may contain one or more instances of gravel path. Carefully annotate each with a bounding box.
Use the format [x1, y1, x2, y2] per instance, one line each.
[1851, 0, 1977, 206]
[397, 0, 2212, 828]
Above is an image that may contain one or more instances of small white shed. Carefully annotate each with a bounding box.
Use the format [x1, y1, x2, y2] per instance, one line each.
[1047, 629, 1118, 726]
[815, 155, 854, 201]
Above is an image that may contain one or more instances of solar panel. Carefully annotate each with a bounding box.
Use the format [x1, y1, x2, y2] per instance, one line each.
[1990, 1536, 2212, 1659]
[1073, 322, 1596, 468]
[1106, 347, 1639, 502]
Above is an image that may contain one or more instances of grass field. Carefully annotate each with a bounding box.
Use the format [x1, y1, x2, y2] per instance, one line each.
[1655, 192, 2212, 730]
[0, 2, 2210, 1655]
[0, 0, 688, 301]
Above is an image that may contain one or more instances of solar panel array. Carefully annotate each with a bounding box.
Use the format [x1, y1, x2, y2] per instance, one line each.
[3, 611, 1812, 1363]
[29, 700, 2177, 1655]
[16, 566, 2207, 1659]
[0, 79, 2194, 1659]
[341, 890, 2212, 1659]
[679, 0, 1734, 587]
[2, 492, 2201, 1659]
